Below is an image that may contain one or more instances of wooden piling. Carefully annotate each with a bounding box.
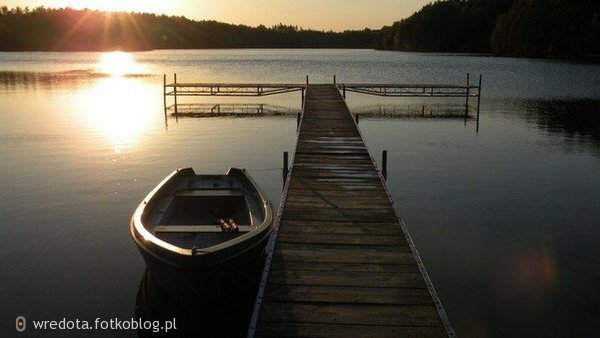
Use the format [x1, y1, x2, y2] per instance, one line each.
[163, 74, 167, 119]
[283, 151, 289, 184]
[173, 73, 178, 115]
[477, 74, 482, 117]
[382, 150, 388, 180]
[465, 73, 470, 117]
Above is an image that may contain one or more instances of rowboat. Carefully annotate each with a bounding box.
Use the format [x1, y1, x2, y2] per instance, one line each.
[130, 167, 273, 302]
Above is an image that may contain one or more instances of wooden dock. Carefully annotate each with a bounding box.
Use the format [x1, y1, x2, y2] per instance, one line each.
[248, 84, 454, 337]
[162, 74, 482, 118]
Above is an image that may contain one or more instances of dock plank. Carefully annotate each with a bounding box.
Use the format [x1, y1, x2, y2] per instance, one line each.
[269, 260, 420, 274]
[263, 285, 434, 306]
[257, 323, 446, 338]
[259, 303, 442, 327]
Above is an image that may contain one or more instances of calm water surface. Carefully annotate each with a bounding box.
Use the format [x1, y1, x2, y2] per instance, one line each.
[1, 50, 599, 337]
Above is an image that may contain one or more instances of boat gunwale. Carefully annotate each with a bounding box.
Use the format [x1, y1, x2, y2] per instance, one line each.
[130, 167, 273, 258]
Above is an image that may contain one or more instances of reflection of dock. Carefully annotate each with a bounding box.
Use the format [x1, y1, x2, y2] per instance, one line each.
[353, 104, 478, 120]
[166, 103, 473, 120]
[248, 84, 454, 337]
[166, 103, 300, 118]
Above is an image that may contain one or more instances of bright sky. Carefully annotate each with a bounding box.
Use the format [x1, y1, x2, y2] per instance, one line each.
[1, 0, 431, 31]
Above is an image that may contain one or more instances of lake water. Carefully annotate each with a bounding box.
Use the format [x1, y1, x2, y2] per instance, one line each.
[1, 49, 599, 337]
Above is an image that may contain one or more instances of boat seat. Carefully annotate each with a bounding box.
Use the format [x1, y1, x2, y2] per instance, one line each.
[154, 225, 254, 233]
[174, 190, 245, 197]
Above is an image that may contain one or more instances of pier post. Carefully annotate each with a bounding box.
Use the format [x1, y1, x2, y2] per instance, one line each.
[343, 84, 346, 99]
[297, 113, 301, 130]
[301, 88, 305, 108]
[477, 74, 482, 116]
[355, 114, 360, 125]
[173, 73, 178, 115]
[382, 150, 388, 180]
[163, 74, 167, 118]
[306, 75, 309, 85]
[477, 74, 482, 132]
[283, 152, 289, 184]
[333, 75, 336, 85]
[465, 73, 470, 118]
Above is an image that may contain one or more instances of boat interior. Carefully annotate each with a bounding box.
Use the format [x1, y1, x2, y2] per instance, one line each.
[147, 174, 262, 249]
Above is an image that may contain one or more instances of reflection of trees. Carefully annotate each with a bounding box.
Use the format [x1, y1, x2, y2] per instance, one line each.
[0, 71, 149, 90]
[0, 71, 98, 90]
[525, 100, 600, 145]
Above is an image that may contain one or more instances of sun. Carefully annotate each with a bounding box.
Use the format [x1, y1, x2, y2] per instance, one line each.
[65, 0, 139, 13]
[60, 0, 171, 14]
[99, 51, 140, 76]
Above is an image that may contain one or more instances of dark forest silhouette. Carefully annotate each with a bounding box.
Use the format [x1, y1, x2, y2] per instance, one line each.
[375, 0, 600, 58]
[0, 6, 375, 51]
[2, 2, 599, 58]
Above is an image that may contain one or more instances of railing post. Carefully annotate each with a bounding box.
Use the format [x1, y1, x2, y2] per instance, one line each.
[465, 73, 470, 118]
[173, 73, 178, 115]
[297, 113, 301, 130]
[343, 84, 346, 99]
[283, 151, 289, 185]
[355, 114, 359, 125]
[163, 74, 167, 117]
[382, 150, 388, 180]
[477, 74, 483, 132]
[477, 74, 482, 116]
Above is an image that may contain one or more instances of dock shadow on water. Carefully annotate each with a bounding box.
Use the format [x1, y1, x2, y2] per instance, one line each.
[135, 256, 264, 337]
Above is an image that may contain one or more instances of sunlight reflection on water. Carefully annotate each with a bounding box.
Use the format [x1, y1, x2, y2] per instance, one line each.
[78, 76, 156, 153]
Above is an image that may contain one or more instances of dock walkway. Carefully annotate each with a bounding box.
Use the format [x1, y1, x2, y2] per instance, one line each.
[248, 84, 453, 337]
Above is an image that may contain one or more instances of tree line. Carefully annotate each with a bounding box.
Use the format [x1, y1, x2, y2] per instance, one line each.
[376, 0, 600, 58]
[2, 3, 599, 58]
[0, 6, 375, 51]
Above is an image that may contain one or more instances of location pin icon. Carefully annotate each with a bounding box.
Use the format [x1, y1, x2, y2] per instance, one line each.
[16, 316, 26, 332]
